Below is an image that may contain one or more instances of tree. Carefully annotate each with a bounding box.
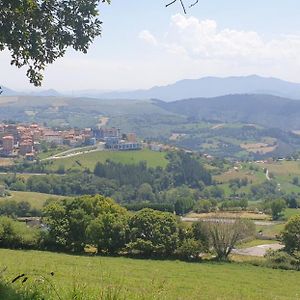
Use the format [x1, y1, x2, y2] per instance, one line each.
[137, 183, 155, 202]
[206, 219, 255, 260]
[292, 177, 299, 186]
[271, 199, 286, 220]
[282, 215, 300, 254]
[42, 195, 128, 252]
[0, 0, 110, 86]
[42, 201, 70, 250]
[86, 211, 128, 254]
[193, 199, 215, 213]
[127, 208, 179, 257]
[175, 238, 203, 261]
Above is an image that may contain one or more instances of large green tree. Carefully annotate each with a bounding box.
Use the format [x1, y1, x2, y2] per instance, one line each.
[0, 0, 110, 86]
[127, 208, 179, 257]
[282, 215, 300, 254]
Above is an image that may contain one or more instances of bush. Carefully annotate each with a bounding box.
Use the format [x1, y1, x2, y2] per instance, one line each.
[0, 217, 40, 249]
[265, 250, 297, 270]
[282, 215, 300, 253]
[175, 238, 203, 261]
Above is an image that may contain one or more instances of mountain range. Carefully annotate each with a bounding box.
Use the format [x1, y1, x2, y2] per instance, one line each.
[90, 75, 300, 101]
[2, 75, 300, 101]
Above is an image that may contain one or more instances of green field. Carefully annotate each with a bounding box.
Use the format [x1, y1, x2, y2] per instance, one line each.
[214, 160, 300, 196]
[2, 249, 300, 299]
[1, 191, 67, 209]
[47, 149, 168, 171]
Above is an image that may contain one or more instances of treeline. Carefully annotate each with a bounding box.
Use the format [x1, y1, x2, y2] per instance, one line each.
[0, 195, 255, 261]
[1, 152, 215, 214]
[0, 200, 40, 217]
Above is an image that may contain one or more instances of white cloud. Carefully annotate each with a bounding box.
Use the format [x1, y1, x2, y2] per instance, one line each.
[141, 14, 300, 66]
[138, 30, 158, 46]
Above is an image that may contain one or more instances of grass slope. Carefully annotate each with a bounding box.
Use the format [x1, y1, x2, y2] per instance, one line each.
[1, 191, 67, 209]
[48, 149, 168, 171]
[1, 249, 300, 299]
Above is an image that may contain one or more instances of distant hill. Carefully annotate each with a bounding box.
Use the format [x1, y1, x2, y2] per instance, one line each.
[30, 89, 61, 97]
[153, 94, 300, 130]
[0, 86, 61, 97]
[92, 75, 300, 101]
[0, 85, 19, 96]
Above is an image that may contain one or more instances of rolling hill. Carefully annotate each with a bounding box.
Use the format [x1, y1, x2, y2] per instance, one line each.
[90, 75, 300, 101]
[154, 94, 300, 130]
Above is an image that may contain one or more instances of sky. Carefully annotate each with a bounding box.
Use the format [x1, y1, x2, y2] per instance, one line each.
[1, 0, 300, 91]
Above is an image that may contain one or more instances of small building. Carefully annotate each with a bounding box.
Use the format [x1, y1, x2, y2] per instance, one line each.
[2, 135, 14, 154]
[25, 152, 35, 161]
[19, 142, 33, 156]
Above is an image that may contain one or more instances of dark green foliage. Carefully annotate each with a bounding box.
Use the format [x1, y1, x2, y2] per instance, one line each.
[284, 193, 299, 209]
[86, 211, 128, 254]
[0, 200, 39, 217]
[0, 0, 110, 85]
[270, 199, 286, 220]
[3, 152, 212, 215]
[191, 222, 210, 251]
[220, 199, 248, 211]
[282, 215, 300, 254]
[124, 203, 174, 213]
[175, 238, 204, 261]
[193, 199, 216, 213]
[174, 197, 194, 215]
[265, 250, 300, 271]
[0, 217, 39, 249]
[250, 181, 280, 199]
[127, 208, 179, 257]
[166, 151, 212, 187]
[42, 195, 128, 253]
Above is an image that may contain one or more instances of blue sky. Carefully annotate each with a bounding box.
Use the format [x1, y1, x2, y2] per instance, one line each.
[1, 0, 300, 91]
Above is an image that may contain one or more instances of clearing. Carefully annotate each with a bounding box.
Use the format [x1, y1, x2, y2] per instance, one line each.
[2, 249, 300, 299]
[46, 149, 168, 171]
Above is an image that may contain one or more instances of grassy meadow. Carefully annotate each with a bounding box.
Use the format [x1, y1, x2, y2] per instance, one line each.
[1, 191, 67, 209]
[47, 149, 168, 171]
[2, 249, 300, 299]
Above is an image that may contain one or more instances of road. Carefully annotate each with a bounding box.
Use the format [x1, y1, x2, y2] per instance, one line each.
[181, 217, 277, 226]
[233, 243, 284, 257]
[41, 142, 105, 161]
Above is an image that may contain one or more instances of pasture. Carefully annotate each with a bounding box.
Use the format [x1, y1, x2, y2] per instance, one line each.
[47, 149, 168, 171]
[0, 191, 67, 209]
[1, 249, 300, 299]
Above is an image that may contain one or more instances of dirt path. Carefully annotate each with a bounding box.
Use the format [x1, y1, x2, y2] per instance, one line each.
[233, 243, 284, 257]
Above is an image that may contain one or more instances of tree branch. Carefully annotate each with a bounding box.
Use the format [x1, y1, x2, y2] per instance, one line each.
[166, 0, 177, 8]
[166, 0, 200, 14]
[189, 0, 199, 8]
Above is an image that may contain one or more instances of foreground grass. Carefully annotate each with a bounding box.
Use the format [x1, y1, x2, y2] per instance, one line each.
[48, 149, 168, 171]
[1, 249, 300, 299]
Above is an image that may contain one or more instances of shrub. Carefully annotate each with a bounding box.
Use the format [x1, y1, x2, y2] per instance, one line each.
[265, 250, 297, 270]
[175, 238, 203, 261]
[282, 215, 300, 253]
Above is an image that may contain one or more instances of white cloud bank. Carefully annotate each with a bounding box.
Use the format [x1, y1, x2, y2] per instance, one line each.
[141, 13, 300, 67]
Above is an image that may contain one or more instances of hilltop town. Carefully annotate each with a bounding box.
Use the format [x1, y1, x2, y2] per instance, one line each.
[0, 122, 142, 160]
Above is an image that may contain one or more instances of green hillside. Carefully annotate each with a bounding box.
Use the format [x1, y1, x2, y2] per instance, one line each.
[1, 191, 67, 209]
[2, 249, 300, 299]
[47, 149, 168, 172]
[214, 159, 300, 197]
